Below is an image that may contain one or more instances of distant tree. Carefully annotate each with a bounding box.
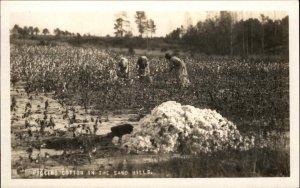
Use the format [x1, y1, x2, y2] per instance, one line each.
[146, 19, 156, 38]
[218, 11, 233, 55]
[11, 24, 20, 37]
[54, 28, 61, 37]
[135, 11, 147, 37]
[33, 27, 40, 35]
[42, 28, 50, 35]
[114, 18, 127, 37]
[184, 12, 193, 29]
[21, 26, 29, 37]
[281, 16, 289, 47]
[229, 12, 237, 55]
[124, 31, 133, 38]
[182, 26, 199, 48]
[28, 26, 34, 35]
[260, 14, 269, 55]
[114, 11, 131, 37]
[245, 18, 262, 55]
[166, 27, 182, 40]
[64, 30, 70, 36]
[12, 24, 20, 30]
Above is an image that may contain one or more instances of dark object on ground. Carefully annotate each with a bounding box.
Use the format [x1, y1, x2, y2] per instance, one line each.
[110, 124, 133, 138]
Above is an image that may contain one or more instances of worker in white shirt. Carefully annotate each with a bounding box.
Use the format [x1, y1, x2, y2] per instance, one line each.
[117, 57, 129, 80]
[137, 56, 152, 83]
[165, 53, 191, 87]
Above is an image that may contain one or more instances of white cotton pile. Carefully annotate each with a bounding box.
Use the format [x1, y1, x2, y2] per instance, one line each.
[121, 101, 254, 154]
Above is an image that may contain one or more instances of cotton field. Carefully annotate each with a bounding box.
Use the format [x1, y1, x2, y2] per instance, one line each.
[10, 43, 289, 178]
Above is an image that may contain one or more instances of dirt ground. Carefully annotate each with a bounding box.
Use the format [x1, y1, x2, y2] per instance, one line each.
[11, 81, 158, 178]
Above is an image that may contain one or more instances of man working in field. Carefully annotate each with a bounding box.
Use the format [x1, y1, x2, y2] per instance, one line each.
[165, 53, 191, 87]
[137, 56, 152, 83]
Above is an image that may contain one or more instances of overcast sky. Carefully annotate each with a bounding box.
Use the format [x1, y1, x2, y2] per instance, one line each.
[7, 2, 288, 37]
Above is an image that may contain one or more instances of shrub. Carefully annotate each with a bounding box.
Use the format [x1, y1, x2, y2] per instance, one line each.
[128, 47, 135, 55]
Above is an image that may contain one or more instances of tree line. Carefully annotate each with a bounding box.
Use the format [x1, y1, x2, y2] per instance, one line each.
[10, 11, 288, 56]
[10, 25, 92, 38]
[11, 25, 45, 37]
[167, 11, 289, 56]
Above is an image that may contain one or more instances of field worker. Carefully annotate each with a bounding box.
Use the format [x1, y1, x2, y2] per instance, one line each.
[109, 69, 118, 82]
[165, 53, 191, 87]
[116, 57, 129, 80]
[137, 56, 152, 83]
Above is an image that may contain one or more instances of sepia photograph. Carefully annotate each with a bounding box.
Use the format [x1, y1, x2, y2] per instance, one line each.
[1, 1, 299, 188]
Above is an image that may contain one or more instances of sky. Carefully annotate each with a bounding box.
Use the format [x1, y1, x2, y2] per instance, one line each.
[7, 2, 288, 37]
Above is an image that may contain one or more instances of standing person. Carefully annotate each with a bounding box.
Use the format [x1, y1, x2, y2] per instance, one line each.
[137, 56, 152, 83]
[165, 53, 191, 87]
